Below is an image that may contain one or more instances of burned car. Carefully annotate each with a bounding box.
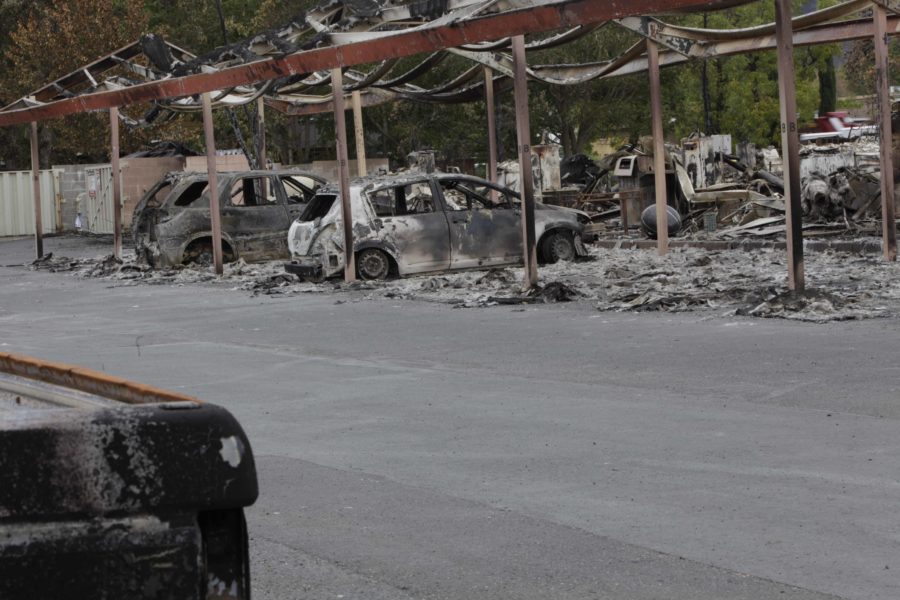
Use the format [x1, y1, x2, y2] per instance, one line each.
[133, 169, 326, 267]
[285, 173, 589, 280]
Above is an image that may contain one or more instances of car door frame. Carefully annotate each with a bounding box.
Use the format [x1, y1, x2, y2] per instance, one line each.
[220, 173, 292, 260]
[434, 176, 523, 269]
[361, 177, 452, 275]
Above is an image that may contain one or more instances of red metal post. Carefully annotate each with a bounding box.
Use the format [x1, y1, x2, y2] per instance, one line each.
[30, 122, 43, 259]
[332, 69, 356, 283]
[109, 106, 122, 259]
[874, 5, 897, 262]
[484, 66, 498, 185]
[620, 197, 629, 232]
[511, 35, 538, 288]
[201, 93, 224, 275]
[647, 39, 668, 255]
[775, 0, 805, 291]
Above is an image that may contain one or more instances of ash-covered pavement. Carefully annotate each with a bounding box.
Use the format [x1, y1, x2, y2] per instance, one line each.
[4, 233, 900, 600]
[26, 233, 900, 323]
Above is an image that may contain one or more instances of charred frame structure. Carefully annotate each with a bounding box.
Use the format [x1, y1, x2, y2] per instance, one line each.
[1, 0, 898, 289]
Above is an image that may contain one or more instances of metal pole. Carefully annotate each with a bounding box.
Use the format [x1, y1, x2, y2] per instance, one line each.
[647, 39, 668, 255]
[109, 106, 122, 259]
[201, 93, 224, 275]
[874, 4, 897, 262]
[351, 90, 367, 177]
[332, 69, 356, 282]
[775, 0, 805, 291]
[511, 35, 538, 288]
[257, 97, 267, 170]
[30, 122, 43, 259]
[484, 66, 498, 185]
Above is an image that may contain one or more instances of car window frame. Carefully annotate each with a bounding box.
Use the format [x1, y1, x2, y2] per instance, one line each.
[363, 178, 438, 218]
[436, 177, 514, 212]
[224, 174, 283, 208]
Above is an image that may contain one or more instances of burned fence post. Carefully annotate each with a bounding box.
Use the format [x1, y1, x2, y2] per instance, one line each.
[484, 66, 498, 185]
[774, 0, 805, 291]
[511, 35, 539, 289]
[30, 122, 43, 259]
[201, 92, 224, 276]
[874, 4, 897, 262]
[110, 106, 123, 260]
[647, 39, 669, 256]
[332, 68, 357, 283]
[351, 91, 367, 177]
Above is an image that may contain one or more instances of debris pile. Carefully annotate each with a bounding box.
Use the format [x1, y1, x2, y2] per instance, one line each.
[28, 244, 900, 323]
[544, 136, 892, 243]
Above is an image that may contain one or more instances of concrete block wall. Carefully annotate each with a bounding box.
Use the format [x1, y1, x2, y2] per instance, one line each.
[184, 154, 250, 173]
[289, 158, 390, 182]
[120, 157, 185, 228]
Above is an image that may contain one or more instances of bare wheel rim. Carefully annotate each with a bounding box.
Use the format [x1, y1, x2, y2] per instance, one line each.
[358, 249, 389, 279]
[548, 233, 574, 262]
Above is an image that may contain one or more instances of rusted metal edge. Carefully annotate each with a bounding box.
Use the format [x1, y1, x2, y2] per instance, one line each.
[0, 0, 736, 128]
[0, 352, 200, 406]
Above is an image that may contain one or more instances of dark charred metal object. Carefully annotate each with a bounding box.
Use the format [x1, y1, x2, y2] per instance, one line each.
[0, 352, 258, 600]
[640, 203, 682, 239]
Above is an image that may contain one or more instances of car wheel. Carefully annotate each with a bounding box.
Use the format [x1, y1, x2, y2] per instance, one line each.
[541, 231, 576, 263]
[357, 248, 391, 280]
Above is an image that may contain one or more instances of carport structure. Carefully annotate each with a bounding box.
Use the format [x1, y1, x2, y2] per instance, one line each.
[1, 0, 898, 291]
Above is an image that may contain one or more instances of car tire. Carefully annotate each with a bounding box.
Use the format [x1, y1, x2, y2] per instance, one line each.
[541, 230, 576, 264]
[357, 248, 391, 280]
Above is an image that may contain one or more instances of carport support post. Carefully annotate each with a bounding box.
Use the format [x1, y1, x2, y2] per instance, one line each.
[201, 92, 224, 276]
[647, 39, 668, 256]
[332, 69, 356, 283]
[775, 0, 805, 291]
[484, 66, 498, 185]
[511, 35, 538, 289]
[109, 106, 122, 259]
[257, 97, 267, 170]
[874, 4, 897, 262]
[352, 91, 367, 177]
[30, 122, 43, 259]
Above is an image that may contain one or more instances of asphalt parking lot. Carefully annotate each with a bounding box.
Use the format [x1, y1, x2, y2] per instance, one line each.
[1, 234, 898, 599]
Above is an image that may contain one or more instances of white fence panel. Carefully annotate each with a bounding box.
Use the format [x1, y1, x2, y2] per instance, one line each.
[0, 170, 59, 237]
[79, 166, 116, 234]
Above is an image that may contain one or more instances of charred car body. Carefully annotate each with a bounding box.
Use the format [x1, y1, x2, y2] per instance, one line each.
[133, 169, 325, 267]
[285, 173, 589, 281]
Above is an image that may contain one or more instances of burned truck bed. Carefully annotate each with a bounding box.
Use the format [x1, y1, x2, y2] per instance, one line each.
[0, 353, 258, 599]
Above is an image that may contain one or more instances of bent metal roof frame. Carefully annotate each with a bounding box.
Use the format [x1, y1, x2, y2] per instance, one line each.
[0, 0, 896, 126]
[0, 0, 817, 128]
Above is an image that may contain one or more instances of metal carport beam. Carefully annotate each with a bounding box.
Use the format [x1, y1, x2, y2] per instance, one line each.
[0, 0, 751, 128]
[615, 17, 706, 57]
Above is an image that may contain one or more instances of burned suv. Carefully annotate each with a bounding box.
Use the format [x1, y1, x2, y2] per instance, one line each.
[285, 173, 589, 280]
[133, 169, 325, 267]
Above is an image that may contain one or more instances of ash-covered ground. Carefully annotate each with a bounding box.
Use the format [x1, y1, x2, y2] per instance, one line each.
[27, 237, 900, 323]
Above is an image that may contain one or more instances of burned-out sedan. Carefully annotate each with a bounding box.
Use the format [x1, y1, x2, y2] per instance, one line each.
[285, 173, 589, 280]
[133, 169, 326, 267]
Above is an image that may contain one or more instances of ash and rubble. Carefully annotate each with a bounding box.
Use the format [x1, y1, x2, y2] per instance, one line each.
[542, 134, 893, 243]
[28, 242, 900, 323]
